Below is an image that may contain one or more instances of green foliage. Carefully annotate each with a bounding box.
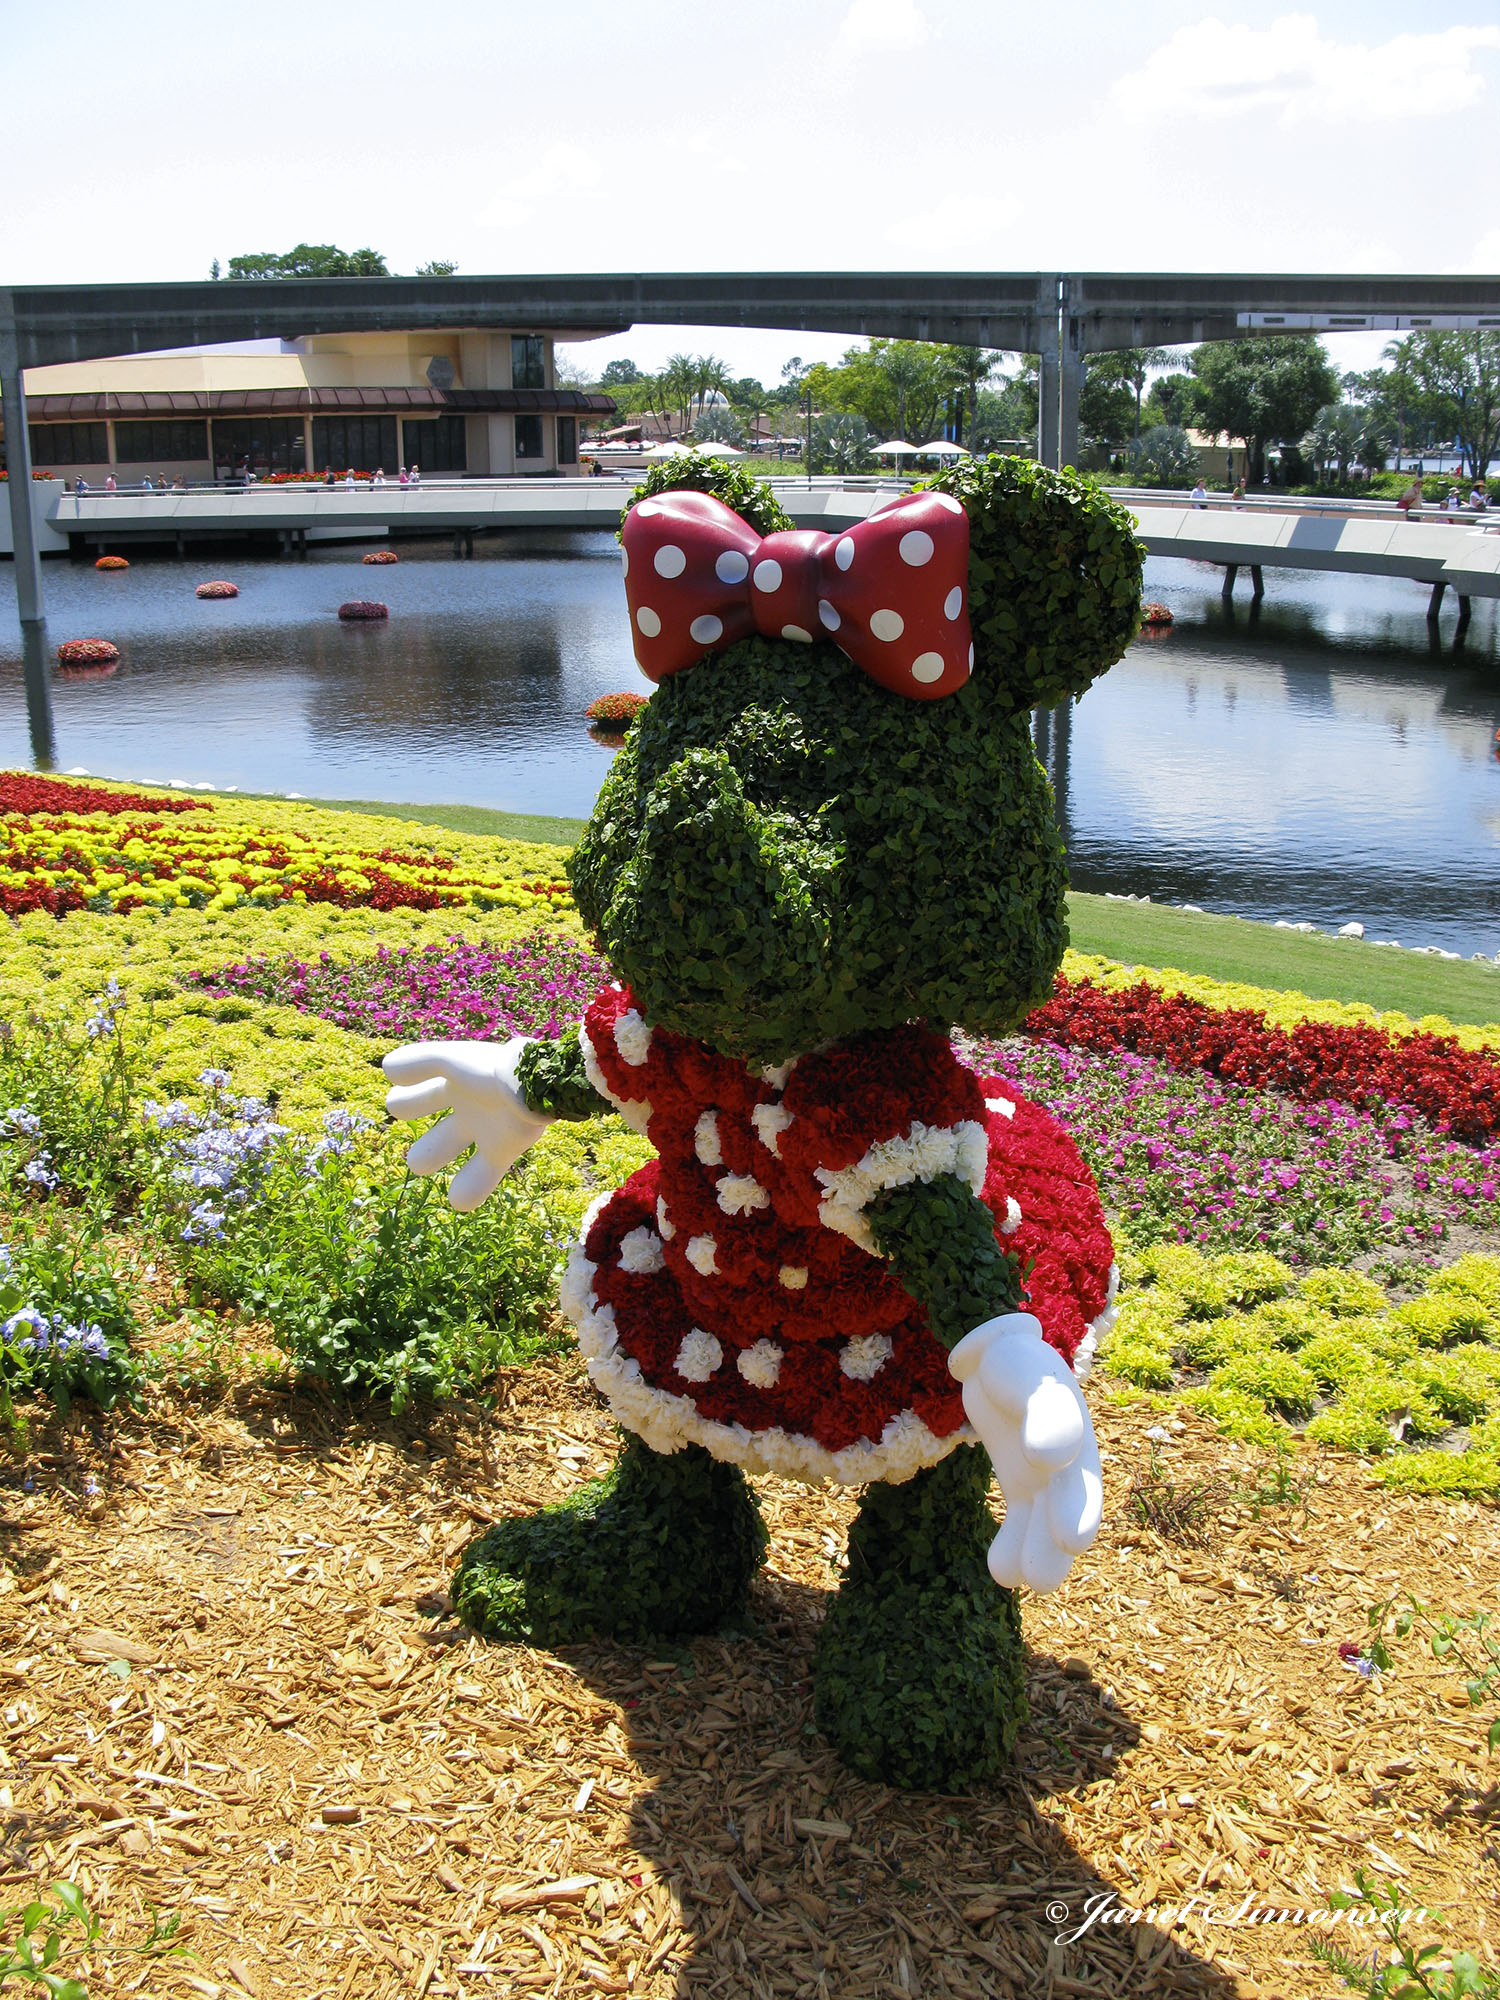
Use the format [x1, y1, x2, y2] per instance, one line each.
[0, 1226, 139, 1419]
[622, 454, 793, 541]
[516, 1113, 654, 1241]
[0, 989, 164, 1218]
[1312, 1868, 1498, 1999]
[571, 636, 1071, 1065]
[866, 1173, 1023, 1351]
[1306, 1376, 1444, 1455]
[1208, 1349, 1317, 1418]
[1299, 1328, 1381, 1392]
[1427, 1256, 1500, 1315]
[1367, 1593, 1500, 1757]
[1187, 335, 1339, 482]
[0, 1879, 97, 1997]
[1388, 1294, 1495, 1350]
[813, 1445, 1026, 1791]
[180, 1137, 556, 1408]
[1300, 1266, 1390, 1318]
[1403, 1349, 1500, 1426]
[1181, 1386, 1285, 1450]
[812, 411, 871, 475]
[1384, 330, 1500, 485]
[1127, 1442, 1234, 1537]
[516, 1026, 609, 1122]
[1101, 1336, 1176, 1390]
[225, 244, 390, 279]
[1124, 425, 1199, 488]
[452, 1433, 767, 1644]
[925, 455, 1144, 714]
[1174, 1315, 1273, 1369]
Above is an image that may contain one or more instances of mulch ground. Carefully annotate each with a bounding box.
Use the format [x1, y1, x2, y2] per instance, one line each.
[2, 1350, 1497, 2000]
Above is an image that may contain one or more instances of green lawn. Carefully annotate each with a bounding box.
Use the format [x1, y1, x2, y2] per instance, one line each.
[245, 791, 589, 848]
[1066, 892, 1500, 1026]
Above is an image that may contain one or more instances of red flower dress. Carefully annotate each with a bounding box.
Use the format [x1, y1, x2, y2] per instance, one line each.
[559, 984, 1117, 1484]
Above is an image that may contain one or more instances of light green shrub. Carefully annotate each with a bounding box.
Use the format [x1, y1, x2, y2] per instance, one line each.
[1210, 1350, 1318, 1419]
[1300, 1329, 1382, 1393]
[1211, 1251, 1294, 1308]
[1388, 1295, 1496, 1350]
[1297, 1267, 1389, 1318]
[1306, 1398, 1402, 1455]
[1376, 1449, 1500, 1498]
[1182, 1385, 1286, 1448]
[1101, 1337, 1176, 1391]
[1425, 1254, 1500, 1315]
[1133, 1245, 1226, 1318]
[1175, 1313, 1274, 1369]
[1402, 1351, 1500, 1427]
[1239, 1299, 1343, 1350]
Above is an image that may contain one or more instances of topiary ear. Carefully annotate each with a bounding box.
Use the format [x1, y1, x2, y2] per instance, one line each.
[926, 457, 1145, 714]
[621, 456, 794, 540]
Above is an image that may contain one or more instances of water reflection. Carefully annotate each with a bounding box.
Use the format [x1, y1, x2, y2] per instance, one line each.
[0, 538, 1497, 952]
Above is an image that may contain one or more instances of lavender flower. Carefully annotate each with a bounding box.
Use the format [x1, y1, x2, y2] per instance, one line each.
[3, 1109, 42, 1139]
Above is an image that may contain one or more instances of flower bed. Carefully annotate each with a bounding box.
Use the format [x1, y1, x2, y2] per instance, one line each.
[94, 556, 129, 571]
[1025, 974, 1500, 1144]
[362, 551, 398, 565]
[1139, 601, 1174, 626]
[187, 930, 609, 1042]
[1, 773, 201, 817]
[585, 692, 648, 729]
[54, 639, 120, 668]
[195, 581, 238, 599]
[337, 600, 388, 621]
[0, 777, 575, 921]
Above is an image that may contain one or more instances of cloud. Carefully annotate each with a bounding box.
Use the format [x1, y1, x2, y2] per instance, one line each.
[1466, 227, 1500, 274]
[481, 145, 602, 229]
[884, 192, 1021, 256]
[1114, 14, 1500, 123]
[835, 0, 931, 55]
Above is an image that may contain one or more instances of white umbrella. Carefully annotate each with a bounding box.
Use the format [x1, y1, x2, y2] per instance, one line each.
[640, 441, 696, 460]
[871, 440, 919, 456]
[692, 440, 743, 458]
[915, 439, 969, 457]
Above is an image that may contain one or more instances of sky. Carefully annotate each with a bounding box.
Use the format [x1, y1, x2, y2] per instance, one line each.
[2, 1, 1498, 385]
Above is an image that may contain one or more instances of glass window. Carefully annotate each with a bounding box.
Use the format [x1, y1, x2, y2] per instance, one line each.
[26, 423, 110, 466]
[511, 335, 546, 390]
[212, 417, 308, 475]
[402, 416, 467, 473]
[515, 414, 545, 460]
[113, 419, 210, 463]
[310, 416, 398, 475]
[556, 415, 577, 465]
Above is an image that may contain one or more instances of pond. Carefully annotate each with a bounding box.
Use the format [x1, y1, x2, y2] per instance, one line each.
[2, 533, 1498, 954]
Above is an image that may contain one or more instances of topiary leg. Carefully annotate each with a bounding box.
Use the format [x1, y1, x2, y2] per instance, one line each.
[813, 1444, 1026, 1791]
[451, 1431, 768, 1646]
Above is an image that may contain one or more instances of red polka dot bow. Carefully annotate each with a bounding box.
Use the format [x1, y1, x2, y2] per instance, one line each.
[621, 489, 973, 700]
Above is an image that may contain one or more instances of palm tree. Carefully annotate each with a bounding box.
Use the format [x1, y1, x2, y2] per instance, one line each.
[661, 354, 699, 438]
[1118, 346, 1180, 440]
[693, 355, 733, 431]
[944, 347, 1000, 448]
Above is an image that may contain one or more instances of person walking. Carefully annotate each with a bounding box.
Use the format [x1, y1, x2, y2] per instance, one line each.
[1469, 482, 1488, 511]
[1189, 477, 1207, 508]
[1231, 476, 1246, 508]
[399, 466, 409, 487]
[75, 475, 88, 497]
[1397, 473, 1424, 518]
[104, 472, 116, 492]
[372, 466, 386, 487]
[408, 463, 422, 486]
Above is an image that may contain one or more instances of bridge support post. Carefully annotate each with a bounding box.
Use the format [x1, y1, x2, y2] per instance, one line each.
[1250, 565, 1264, 600]
[1222, 564, 1238, 600]
[1, 332, 56, 758]
[1456, 593, 1472, 634]
[1058, 323, 1082, 473]
[1427, 580, 1446, 622]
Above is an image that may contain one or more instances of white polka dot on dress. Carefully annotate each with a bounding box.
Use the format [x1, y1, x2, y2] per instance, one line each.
[675, 1329, 723, 1382]
[818, 599, 841, 631]
[835, 537, 855, 571]
[944, 585, 962, 620]
[636, 500, 660, 518]
[777, 1264, 809, 1290]
[635, 606, 661, 638]
[899, 530, 934, 567]
[840, 1333, 894, 1381]
[781, 624, 812, 643]
[654, 543, 686, 578]
[686, 1234, 719, 1276]
[968, 641, 975, 669]
[693, 1110, 723, 1166]
[911, 652, 945, 683]
[870, 609, 904, 642]
[932, 494, 964, 515]
[737, 1340, 783, 1389]
[753, 559, 783, 593]
[716, 549, 750, 583]
[620, 546, 629, 577]
[689, 614, 724, 645]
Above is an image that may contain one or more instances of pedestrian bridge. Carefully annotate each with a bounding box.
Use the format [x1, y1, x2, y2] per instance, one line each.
[18, 478, 1500, 607]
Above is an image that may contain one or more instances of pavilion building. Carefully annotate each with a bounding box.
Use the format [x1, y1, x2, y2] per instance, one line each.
[2, 329, 614, 484]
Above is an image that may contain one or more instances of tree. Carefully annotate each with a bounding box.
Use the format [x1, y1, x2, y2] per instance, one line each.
[1110, 346, 1181, 439]
[1125, 425, 1198, 488]
[1383, 331, 1500, 483]
[942, 347, 1001, 448]
[1078, 355, 1137, 449]
[692, 405, 746, 447]
[968, 372, 1037, 455]
[1300, 402, 1393, 484]
[600, 359, 644, 387]
[226, 244, 391, 279]
[1141, 371, 1194, 429]
[415, 259, 458, 276]
[814, 412, 872, 474]
[1187, 335, 1338, 485]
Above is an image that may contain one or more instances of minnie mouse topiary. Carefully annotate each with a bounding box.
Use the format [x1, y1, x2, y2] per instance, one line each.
[378, 456, 1144, 1789]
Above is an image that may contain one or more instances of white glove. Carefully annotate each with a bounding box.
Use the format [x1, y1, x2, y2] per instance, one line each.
[947, 1312, 1103, 1594]
[382, 1038, 553, 1212]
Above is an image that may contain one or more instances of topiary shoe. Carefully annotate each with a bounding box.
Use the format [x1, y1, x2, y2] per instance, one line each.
[451, 1431, 768, 1646]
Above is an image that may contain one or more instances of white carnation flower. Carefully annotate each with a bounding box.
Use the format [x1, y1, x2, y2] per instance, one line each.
[675, 1329, 723, 1382]
[736, 1340, 783, 1388]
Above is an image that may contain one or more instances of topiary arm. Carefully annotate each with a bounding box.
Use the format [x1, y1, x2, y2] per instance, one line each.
[865, 1173, 1024, 1351]
[868, 1172, 1103, 1594]
[515, 1025, 611, 1121]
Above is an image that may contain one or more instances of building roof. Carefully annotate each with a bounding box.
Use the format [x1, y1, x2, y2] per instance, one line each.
[24, 387, 614, 421]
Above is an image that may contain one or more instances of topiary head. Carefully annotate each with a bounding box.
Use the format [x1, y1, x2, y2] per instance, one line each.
[570, 456, 1143, 1066]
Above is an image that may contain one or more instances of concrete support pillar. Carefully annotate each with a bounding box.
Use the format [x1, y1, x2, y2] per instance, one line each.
[303, 416, 316, 476]
[1058, 320, 1082, 472]
[1457, 593, 1472, 634]
[1, 340, 45, 625]
[1250, 565, 1265, 600]
[1037, 337, 1059, 470]
[1222, 564, 1238, 600]
[1427, 580, 1446, 622]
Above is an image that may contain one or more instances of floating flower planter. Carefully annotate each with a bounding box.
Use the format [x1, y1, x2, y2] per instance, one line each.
[585, 692, 648, 731]
[588, 726, 630, 750]
[94, 555, 129, 571]
[55, 638, 120, 667]
[362, 550, 399, 565]
[337, 601, 389, 622]
[195, 581, 239, 600]
[1139, 601, 1174, 627]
